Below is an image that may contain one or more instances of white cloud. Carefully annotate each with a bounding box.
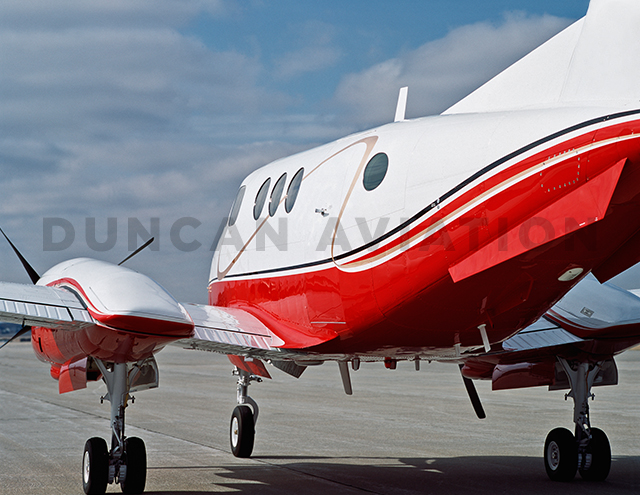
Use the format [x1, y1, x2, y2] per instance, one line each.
[274, 21, 342, 79]
[334, 13, 573, 127]
[0, 27, 286, 140]
[0, 5, 579, 301]
[0, 1, 308, 300]
[276, 45, 342, 79]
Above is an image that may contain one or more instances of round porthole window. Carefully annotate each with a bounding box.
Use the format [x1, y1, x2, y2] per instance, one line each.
[363, 153, 388, 191]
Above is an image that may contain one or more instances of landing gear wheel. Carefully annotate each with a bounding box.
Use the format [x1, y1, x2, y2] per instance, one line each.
[121, 437, 147, 494]
[82, 437, 109, 495]
[579, 428, 611, 481]
[230, 405, 255, 458]
[544, 427, 578, 482]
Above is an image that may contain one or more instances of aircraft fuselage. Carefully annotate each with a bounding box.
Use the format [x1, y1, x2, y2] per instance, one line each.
[211, 107, 640, 356]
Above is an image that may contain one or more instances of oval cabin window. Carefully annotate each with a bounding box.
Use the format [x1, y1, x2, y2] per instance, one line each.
[228, 186, 245, 227]
[253, 178, 271, 220]
[285, 168, 304, 213]
[363, 153, 388, 191]
[269, 173, 287, 217]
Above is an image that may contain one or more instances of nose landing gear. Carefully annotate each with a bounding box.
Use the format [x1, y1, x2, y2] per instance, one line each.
[82, 361, 149, 494]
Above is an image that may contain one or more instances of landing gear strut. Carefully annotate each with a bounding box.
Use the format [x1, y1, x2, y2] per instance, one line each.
[230, 366, 261, 458]
[82, 361, 148, 495]
[544, 359, 611, 482]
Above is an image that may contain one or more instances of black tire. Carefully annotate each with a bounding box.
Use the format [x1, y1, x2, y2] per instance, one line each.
[121, 437, 147, 494]
[544, 427, 578, 482]
[82, 437, 109, 495]
[230, 405, 255, 458]
[579, 427, 611, 481]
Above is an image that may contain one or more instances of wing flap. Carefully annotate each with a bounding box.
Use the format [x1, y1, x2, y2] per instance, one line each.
[173, 303, 311, 362]
[501, 319, 583, 352]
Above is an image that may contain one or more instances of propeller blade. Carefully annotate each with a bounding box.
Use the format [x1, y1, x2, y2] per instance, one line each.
[0, 325, 31, 350]
[0, 228, 40, 284]
[118, 237, 155, 266]
[459, 364, 486, 419]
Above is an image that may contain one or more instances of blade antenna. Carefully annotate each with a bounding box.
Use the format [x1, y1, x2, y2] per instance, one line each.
[0, 228, 40, 284]
[0, 325, 31, 350]
[119, 237, 155, 266]
[459, 364, 486, 419]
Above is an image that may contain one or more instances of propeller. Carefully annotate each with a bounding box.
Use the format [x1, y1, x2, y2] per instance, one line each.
[0, 325, 31, 350]
[118, 237, 155, 266]
[0, 228, 40, 284]
[0, 228, 37, 349]
[0, 230, 153, 351]
[459, 364, 486, 419]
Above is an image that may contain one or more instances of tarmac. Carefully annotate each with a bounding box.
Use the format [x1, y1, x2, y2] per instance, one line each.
[1, 342, 639, 495]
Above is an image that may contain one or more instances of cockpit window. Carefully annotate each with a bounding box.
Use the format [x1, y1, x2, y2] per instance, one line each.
[228, 186, 245, 227]
[269, 173, 287, 217]
[253, 178, 271, 220]
[363, 153, 388, 191]
[285, 168, 304, 213]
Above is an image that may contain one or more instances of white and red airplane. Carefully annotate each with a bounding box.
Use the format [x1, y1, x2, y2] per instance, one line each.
[2, 0, 640, 493]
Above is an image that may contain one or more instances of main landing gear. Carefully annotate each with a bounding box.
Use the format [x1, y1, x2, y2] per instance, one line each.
[83, 361, 148, 495]
[544, 359, 611, 482]
[230, 366, 261, 458]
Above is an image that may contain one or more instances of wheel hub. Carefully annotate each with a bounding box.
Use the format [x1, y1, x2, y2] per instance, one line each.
[547, 440, 560, 470]
[83, 451, 91, 484]
[231, 416, 239, 447]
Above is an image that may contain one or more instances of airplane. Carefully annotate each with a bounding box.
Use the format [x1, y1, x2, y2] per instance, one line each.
[2, 0, 640, 493]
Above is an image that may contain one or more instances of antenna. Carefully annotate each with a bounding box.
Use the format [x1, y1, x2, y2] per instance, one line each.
[394, 86, 408, 122]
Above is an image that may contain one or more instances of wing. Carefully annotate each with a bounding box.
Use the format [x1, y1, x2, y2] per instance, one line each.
[0, 281, 94, 330]
[172, 303, 327, 378]
[173, 303, 283, 356]
[0, 279, 319, 379]
[462, 274, 640, 391]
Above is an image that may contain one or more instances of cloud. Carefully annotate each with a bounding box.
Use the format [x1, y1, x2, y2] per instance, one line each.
[0, 0, 308, 300]
[274, 21, 342, 79]
[0, 4, 579, 302]
[0, 28, 287, 140]
[333, 13, 573, 127]
[0, 0, 229, 29]
[276, 45, 342, 79]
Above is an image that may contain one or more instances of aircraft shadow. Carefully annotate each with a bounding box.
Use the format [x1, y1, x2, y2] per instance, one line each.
[144, 454, 640, 495]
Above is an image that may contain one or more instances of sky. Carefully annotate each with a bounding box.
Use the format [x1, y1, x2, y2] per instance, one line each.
[0, 0, 591, 302]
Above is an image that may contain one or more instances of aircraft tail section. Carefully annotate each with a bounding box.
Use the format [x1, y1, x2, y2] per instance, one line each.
[445, 0, 640, 114]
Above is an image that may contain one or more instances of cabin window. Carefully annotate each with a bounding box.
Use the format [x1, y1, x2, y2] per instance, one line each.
[253, 178, 271, 220]
[269, 173, 288, 217]
[228, 186, 245, 227]
[285, 167, 304, 213]
[363, 153, 388, 191]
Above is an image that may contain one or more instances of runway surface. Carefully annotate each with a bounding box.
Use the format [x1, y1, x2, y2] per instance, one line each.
[1, 342, 639, 494]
